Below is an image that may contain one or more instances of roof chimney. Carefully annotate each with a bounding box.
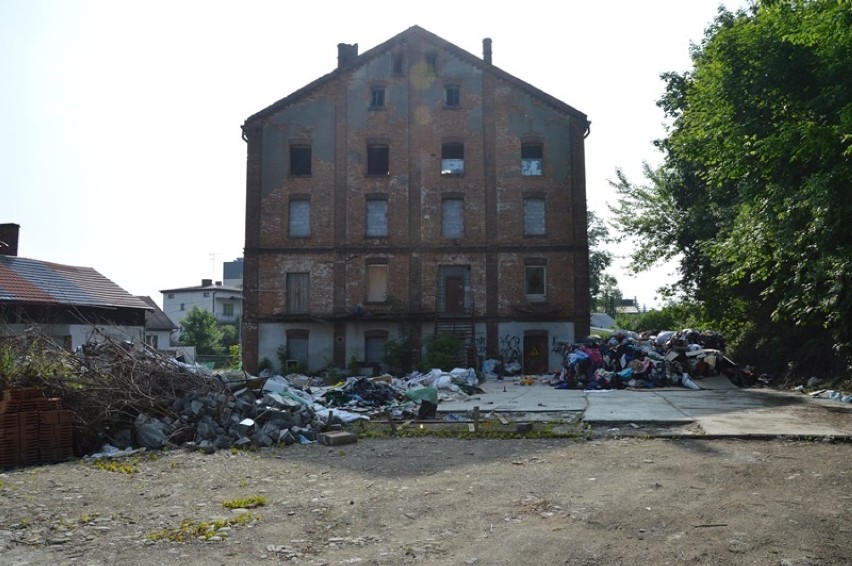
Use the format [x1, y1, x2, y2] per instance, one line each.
[0, 223, 20, 256]
[483, 38, 492, 64]
[337, 43, 359, 68]
[202, 279, 213, 287]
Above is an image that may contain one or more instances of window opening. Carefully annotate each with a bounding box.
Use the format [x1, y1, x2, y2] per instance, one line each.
[370, 86, 385, 108]
[425, 52, 437, 75]
[521, 143, 543, 176]
[367, 144, 389, 176]
[524, 265, 546, 300]
[392, 53, 404, 75]
[290, 145, 311, 176]
[441, 143, 464, 176]
[445, 85, 460, 107]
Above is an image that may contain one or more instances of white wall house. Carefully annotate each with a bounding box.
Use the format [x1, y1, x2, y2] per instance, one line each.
[161, 279, 243, 336]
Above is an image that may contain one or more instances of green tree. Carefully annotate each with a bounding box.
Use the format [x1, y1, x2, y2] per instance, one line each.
[178, 307, 225, 355]
[611, 0, 852, 374]
[587, 210, 618, 312]
[220, 321, 239, 350]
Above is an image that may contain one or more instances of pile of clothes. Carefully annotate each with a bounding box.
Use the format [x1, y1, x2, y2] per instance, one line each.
[552, 329, 747, 391]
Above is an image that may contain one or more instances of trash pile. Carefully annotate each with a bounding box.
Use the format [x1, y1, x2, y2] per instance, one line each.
[0, 331, 484, 460]
[549, 329, 750, 391]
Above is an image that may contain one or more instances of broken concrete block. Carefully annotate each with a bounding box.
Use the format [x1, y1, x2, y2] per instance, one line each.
[318, 431, 358, 446]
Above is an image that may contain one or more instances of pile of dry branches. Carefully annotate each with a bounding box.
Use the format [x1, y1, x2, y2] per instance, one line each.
[0, 328, 231, 451]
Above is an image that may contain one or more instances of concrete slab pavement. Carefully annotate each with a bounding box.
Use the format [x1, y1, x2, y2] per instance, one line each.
[435, 376, 852, 438]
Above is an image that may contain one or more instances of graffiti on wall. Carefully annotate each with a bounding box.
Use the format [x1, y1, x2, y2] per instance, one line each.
[499, 334, 521, 363]
[474, 336, 487, 357]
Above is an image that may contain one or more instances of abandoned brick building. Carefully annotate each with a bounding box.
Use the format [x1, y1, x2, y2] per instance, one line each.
[240, 26, 590, 375]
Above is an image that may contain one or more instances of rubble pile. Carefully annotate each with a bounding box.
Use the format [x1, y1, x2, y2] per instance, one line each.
[551, 328, 751, 391]
[0, 331, 486, 458]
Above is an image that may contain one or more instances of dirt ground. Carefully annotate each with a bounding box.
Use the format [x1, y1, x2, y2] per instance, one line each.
[1, 434, 850, 566]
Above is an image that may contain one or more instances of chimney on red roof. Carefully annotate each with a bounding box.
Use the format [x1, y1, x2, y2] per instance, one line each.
[0, 223, 20, 256]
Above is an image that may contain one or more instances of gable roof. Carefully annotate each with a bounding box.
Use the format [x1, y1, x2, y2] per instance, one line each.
[0, 255, 150, 311]
[159, 282, 243, 294]
[138, 296, 179, 331]
[243, 25, 588, 127]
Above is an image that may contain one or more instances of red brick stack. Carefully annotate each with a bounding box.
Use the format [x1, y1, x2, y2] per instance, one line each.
[0, 387, 75, 468]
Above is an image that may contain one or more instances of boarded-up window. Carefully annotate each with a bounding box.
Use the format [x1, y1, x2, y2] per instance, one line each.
[524, 197, 546, 236]
[442, 198, 464, 239]
[286, 333, 308, 365]
[287, 272, 309, 313]
[366, 264, 388, 303]
[365, 332, 388, 365]
[289, 200, 310, 237]
[366, 199, 388, 237]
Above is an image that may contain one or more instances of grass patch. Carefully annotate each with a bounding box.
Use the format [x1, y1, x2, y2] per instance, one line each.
[222, 495, 267, 509]
[146, 512, 261, 543]
[90, 458, 139, 474]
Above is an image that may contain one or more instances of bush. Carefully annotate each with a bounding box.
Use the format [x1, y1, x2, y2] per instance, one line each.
[384, 337, 414, 374]
[422, 334, 461, 371]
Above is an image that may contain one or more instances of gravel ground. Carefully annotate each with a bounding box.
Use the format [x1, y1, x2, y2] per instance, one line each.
[1, 435, 850, 565]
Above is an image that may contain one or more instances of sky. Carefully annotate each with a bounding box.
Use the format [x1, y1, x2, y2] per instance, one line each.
[1, 0, 750, 310]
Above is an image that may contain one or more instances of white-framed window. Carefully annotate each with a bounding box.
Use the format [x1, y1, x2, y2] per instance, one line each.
[442, 198, 464, 239]
[289, 199, 311, 237]
[524, 265, 546, 301]
[222, 303, 234, 317]
[366, 198, 388, 237]
[524, 197, 546, 236]
[366, 264, 388, 303]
